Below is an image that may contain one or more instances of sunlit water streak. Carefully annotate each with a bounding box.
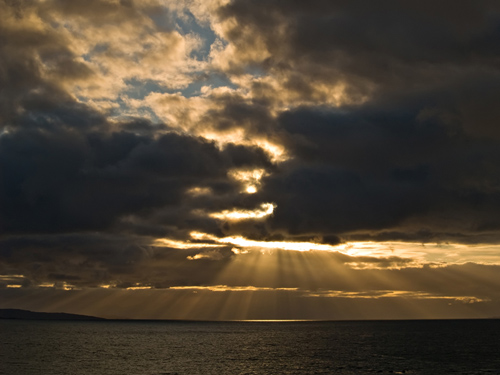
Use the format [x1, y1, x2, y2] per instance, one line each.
[1, 320, 499, 375]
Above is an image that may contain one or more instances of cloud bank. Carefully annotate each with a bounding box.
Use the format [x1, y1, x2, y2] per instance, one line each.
[1, 0, 500, 319]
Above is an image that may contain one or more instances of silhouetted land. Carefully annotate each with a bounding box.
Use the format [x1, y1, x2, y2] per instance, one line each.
[0, 309, 106, 321]
[1, 309, 499, 322]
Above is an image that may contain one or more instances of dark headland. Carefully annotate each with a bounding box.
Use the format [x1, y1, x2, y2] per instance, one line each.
[0, 308, 106, 321]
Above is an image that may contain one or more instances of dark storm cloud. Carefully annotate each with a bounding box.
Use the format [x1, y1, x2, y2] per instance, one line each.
[0, 233, 235, 288]
[0, 125, 252, 234]
[203, 0, 500, 243]
[218, 0, 500, 100]
[0, 67, 273, 288]
[2, 0, 500, 301]
[200, 93, 277, 135]
[0, 1, 278, 288]
[258, 99, 500, 242]
[0, 0, 104, 128]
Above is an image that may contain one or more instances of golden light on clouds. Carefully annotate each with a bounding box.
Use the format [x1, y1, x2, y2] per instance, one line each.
[126, 285, 153, 290]
[216, 236, 334, 252]
[303, 290, 489, 303]
[3, 0, 500, 323]
[99, 284, 115, 289]
[246, 186, 257, 194]
[200, 130, 289, 164]
[169, 285, 299, 292]
[228, 168, 268, 194]
[154, 232, 500, 267]
[38, 283, 55, 288]
[164, 285, 488, 305]
[209, 202, 276, 220]
[252, 138, 288, 163]
[187, 249, 224, 261]
[186, 186, 212, 196]
[154, 238, 221, 249]
[188, 231, 336, 252]
[337, 241, 500, 265]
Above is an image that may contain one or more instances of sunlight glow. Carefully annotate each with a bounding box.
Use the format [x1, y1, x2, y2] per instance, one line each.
[336, 241, 500, 264]
[254, 138, 288, 163]
[246, 186, 257, 193]
[99, 284, 115, 289]
[231, 248, 249, 255]
[217, 236, 335, 251]
[189, 231, 337, 252]
[38, 283, 55, 288]
[169, 285, 299, 292]
[153, 232, 500, 266]
[237, 319, 313, 322]
[126, 286, 153, 290]
[0, 274, 25, 279]
[201, 130, 288, 163]
[186, 186, 212, 196]
[228, 168, 268, 194]
[154, 238, 221, 249]
[187, 249, 224, 260]
[209, 202, 276, 220]
[303, 290, 489, 303]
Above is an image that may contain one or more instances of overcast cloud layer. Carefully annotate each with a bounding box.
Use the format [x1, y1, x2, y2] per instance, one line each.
[1, 0, 500, 319]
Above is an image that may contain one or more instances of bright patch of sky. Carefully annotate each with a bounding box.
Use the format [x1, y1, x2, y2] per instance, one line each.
[114, 8, 236, 111]
[173, 9, 217, 61]
[123, 73, 236, 100]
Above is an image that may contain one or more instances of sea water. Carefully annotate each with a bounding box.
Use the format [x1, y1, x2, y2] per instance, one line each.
[1, 319, 499, 374]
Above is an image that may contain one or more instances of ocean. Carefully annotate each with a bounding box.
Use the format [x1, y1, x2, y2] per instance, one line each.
[1, 319, 499, 374]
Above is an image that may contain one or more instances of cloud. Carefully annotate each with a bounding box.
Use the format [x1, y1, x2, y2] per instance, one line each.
[187, 249, 226, 261]
[0, 1, 277, 291]
[253, 92, 500, 243]
[1, 124, 265, 233]
[0, 232, 239, 289]
[2, 253, 500, 320]
[0, 0, 207, 121]
[214, 0, 500, 102]
[2, 0, 500, 319]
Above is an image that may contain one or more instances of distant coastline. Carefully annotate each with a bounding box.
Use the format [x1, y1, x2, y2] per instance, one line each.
[1, 309, 499, 322]
[0, 309, 106, 321]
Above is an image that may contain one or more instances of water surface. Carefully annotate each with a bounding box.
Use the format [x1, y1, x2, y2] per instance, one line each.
[1, 319, 499, 374]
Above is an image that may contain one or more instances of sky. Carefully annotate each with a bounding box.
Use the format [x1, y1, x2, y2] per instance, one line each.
[1, 0, 500, 320]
